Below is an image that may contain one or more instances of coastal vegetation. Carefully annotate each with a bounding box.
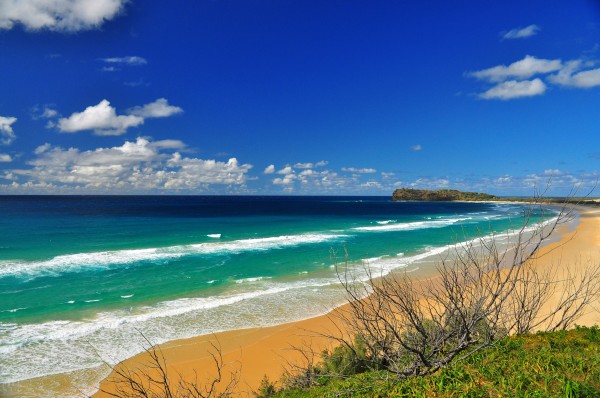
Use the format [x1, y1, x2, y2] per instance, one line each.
[271, 199, 600, 396]
[392, 188, 499, 202]
[264, 326, 600, 397]
[391, 188, 600, 207]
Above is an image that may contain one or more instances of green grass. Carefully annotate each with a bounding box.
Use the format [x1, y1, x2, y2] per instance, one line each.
[272, 326, 600, 398]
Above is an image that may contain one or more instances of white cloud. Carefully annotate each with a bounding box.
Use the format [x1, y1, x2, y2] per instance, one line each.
[361, 181, 382, 189]
[479, 78, 546, 100]
[0, 0, 126, 32]
[299, 169, 316, 176]
[411, 144, 422, 151]
[273, 174, 296, 185]
[502, 24, 540, 40]
[102, 56, 147, 66]
[42, 107, 57, 118]
[165, 156, 252, 188]
[34, 143, 52, 155]
[0, 154, 12, 162]
[128, 98, 183, 118]
[0, 116, 17, 145]
[410, 178, 450, 189]
[342, 167, 377, 173]
[32, 105, 59, 120]
[58, 100, 144, 136]
[470, 55, 562, 83]
[294, 161, 328, 169]
[549, 60, 600, 88]
[3, 138, 252, 192]
[277, 166, 294, 175]
[544, 169, 563, 176]
[264, 164, 275, 174]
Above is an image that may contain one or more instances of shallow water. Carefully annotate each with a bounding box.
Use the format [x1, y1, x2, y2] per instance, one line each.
[0, 195, 555, 393]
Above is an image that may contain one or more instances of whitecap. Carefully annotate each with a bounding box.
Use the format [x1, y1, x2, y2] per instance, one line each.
[353, 218, 471, 232]
[0, 233, 347, 280]
[235, 276, 272, 284]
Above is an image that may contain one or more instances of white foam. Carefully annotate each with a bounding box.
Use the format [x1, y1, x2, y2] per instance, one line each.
[353, 217, 471, 232]
[376, 220, 396, 225]
[0, 276, 342, 384]
[0, 233, 347, 280]
[84, 299, 100, 303]
[235, 276, 272, 284]
[120, 295, 134, 299]
[0, 308, 26, 313]
[207, 234, 221, 239]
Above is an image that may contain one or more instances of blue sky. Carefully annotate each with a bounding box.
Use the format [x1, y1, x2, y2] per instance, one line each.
[0, 1, 599, 196]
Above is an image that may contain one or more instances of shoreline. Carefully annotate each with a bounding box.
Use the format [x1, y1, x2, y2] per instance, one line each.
[2, 203, 599, 397]
[95, 204, 600, 397]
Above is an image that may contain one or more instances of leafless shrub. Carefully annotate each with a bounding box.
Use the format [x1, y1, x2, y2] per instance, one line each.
[286, 196, 600, 385]
[97, 334, 239, 398]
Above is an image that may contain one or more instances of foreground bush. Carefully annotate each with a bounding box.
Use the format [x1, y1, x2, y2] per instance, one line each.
[275, 326, 600, 397]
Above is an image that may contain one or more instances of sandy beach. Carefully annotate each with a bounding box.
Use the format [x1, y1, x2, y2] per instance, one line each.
[91, 205, 600, 397]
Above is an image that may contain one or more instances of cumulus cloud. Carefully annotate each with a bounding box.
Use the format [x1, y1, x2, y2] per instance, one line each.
[544, 169, 563, 176]
[277, 166, 294, 175]
[0, 116, 17, 145]
[342, 167, 377, 173]
[34, 143, 52, 155]
[294, 161, 328, 169]
[273, 174, 297, 185]
[470, 55, 562, 83]
[502, 24, 540, 40]
[0, 154, 12, 162]
[56, 98, 183, 136]
[468, 54, 600, 100]
[3, 138, 252, 192]
[58, 100, 144, 136]
[411, 144, 422, 151]
[479, 78, 546, 100]
[0, 0, 126, 32]
[102, 56, 147, 66]
[128, 98, 183, 118]
[32, 105, 59, 120]
[263, 164, 275, 174]
[548, 60, 600, 88]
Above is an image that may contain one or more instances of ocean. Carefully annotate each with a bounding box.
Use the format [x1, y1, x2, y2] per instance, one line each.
[0, 195, 556, 396]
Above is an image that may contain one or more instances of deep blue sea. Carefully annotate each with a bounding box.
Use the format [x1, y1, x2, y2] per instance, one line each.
[0, 196, 556, 395]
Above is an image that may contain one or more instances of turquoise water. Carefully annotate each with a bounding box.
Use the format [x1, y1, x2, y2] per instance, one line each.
[0, 196, 554, 390]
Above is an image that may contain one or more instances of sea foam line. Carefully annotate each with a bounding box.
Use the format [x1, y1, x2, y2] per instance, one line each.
[0, 216, 560, 385]
[0, 233, 347, 280]
[353, 217, 472, 232]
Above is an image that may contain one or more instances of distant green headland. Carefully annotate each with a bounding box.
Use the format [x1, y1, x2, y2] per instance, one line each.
[392, 188, 499, 202]
[391, 188, 600, 206]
